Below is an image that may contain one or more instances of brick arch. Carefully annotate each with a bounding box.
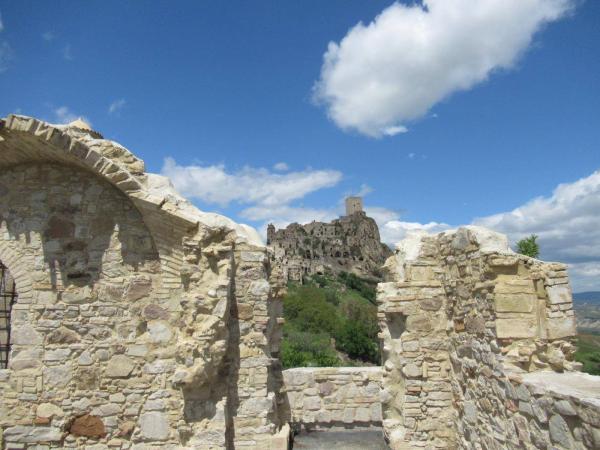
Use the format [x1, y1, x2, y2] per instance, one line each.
[0, 115, 201, 296]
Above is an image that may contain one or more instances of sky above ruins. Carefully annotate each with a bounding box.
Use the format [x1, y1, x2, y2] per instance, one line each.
[0, 0, 599, 290]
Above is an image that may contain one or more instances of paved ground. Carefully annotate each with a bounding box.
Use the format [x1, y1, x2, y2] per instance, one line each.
[292, 427, 389, 449]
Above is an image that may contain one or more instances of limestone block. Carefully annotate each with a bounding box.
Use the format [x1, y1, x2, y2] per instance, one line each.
[11, 325, 43, 345]
[549, 414, 573, 448]
[546, 284, 572, 305]
[105, 355, 135, 378]
[139, 412, 170, 441]
[36, 403, 64, 419]
[303, 396, 321, 411]
[147, 321, 172, 343]
[495, 318, 536, 339]
[406, 314, 432, 332]
[494, 293, 536, 313]
[46, 327, 80, 344]
[248, 279, 270, 297]
[9, 348, 43, 370]
[43, 364, 72, 388]
[3, 426, 63, 443]
[546, 316, 576, 339]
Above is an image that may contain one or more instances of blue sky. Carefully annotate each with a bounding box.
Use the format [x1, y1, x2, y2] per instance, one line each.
[1, 1, 599, 290]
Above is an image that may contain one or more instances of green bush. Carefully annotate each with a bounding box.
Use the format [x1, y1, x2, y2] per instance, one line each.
[335, 321, 380, 364]
[338, 271, 377, 304]
[281, 328, 340, 368]
[516, 234, 540, 258]
[281, 275, 381, 368]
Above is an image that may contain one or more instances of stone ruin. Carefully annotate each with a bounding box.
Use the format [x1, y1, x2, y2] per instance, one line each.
[267, 198, 392, 283]
[0, 114, 598, 449]
[0, 115, 288, 449]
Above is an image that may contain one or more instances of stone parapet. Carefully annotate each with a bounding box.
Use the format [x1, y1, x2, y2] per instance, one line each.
[378, 226, 599, 449]
[282, 367, 383, 431]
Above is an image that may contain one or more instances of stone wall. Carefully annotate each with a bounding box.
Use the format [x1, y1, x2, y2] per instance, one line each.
[0, 115, 288, 449]
[282, 367, 382, 431]
[378, 226, 600, 449]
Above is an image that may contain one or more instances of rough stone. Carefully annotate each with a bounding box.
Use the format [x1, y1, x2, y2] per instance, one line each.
[69, 414, 106, 438]
[105, 355, 135, 378]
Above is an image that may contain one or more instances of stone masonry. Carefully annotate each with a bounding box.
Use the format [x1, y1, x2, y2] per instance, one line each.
[378, 226, 600, 449]
[0, 115, 288, 449]
[267, 200, 392, 283]
[282, 367, 382, 431]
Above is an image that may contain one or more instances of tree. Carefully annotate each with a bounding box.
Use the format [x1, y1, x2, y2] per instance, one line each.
[516, 234, 540, 258]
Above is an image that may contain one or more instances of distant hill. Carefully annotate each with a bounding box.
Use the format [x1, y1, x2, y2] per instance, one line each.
[573, 292, 600, 304]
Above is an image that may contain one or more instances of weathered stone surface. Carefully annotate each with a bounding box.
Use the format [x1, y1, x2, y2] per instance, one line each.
[267, 203, 392, 283]
[105, 355, 135, 378]
[3, 425, 63, 443]
[139, 412, 169, 440]
[69, 414, 106, 437]
[36, 403, 64, 418]
[496, 318, 537, 339]
[547, 284, 572, 305]
[46, 326, 80, 344]
[378, 227, 589, 450]
[143, 304, 169, 320]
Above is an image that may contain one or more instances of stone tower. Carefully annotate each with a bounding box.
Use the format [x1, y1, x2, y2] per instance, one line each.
[345, 196, 363, 216]
[267, 223, 276, 245]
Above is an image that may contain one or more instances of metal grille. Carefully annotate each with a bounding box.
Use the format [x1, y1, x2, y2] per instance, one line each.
[0, 262, 17, 369]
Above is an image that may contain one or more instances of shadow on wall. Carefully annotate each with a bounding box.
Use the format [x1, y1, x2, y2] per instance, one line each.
[0, 163, 160, 291]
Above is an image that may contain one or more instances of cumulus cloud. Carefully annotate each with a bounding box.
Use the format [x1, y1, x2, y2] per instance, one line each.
[52, 106, 91, 125]
[474, 169, 600, 291]
[161, 157, 342, 208]
[273, 162, 289, 171]
[108, 98, 126, 115]
[314, 0, 574, 137]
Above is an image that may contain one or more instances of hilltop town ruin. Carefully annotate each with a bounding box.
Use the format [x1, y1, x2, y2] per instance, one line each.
[267, 197, 392, 283]
[0, 115, 598, 449]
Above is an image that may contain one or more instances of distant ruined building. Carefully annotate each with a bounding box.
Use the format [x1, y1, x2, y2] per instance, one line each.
[267, 197, 392, 282]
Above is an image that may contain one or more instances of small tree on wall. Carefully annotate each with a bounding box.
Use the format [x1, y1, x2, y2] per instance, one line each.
[516, 234, 540, 258]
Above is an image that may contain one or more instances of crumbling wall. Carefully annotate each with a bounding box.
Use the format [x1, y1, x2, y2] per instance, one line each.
[378, 226, 600, 449]
[0, 115, 287, 449]
[282, 367, 382, 431]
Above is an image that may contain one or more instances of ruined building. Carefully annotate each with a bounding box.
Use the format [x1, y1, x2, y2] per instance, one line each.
[0, 114, 599, 449]
[267, 197, 392, 282]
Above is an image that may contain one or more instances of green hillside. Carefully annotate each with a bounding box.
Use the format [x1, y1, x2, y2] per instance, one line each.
[281, 273, 380, 368]
[575, 332, 600, 376]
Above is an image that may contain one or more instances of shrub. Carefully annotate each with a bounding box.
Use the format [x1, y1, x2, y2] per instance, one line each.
[281, 328, 340, 368]
[335, 321, 380, 364]
[516, 234, 540, 258]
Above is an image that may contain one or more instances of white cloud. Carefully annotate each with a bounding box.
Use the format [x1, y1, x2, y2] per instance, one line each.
[63, 44, 73, 61]
[273, 162, 289, 171]
[314, 0, 574, 137]
[161, 157, 342, 208]
[52, 106, 91, 125]
[42, 31, 55, 42]
[108, 98, 126, 115]
[475, 170, 600, 291]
